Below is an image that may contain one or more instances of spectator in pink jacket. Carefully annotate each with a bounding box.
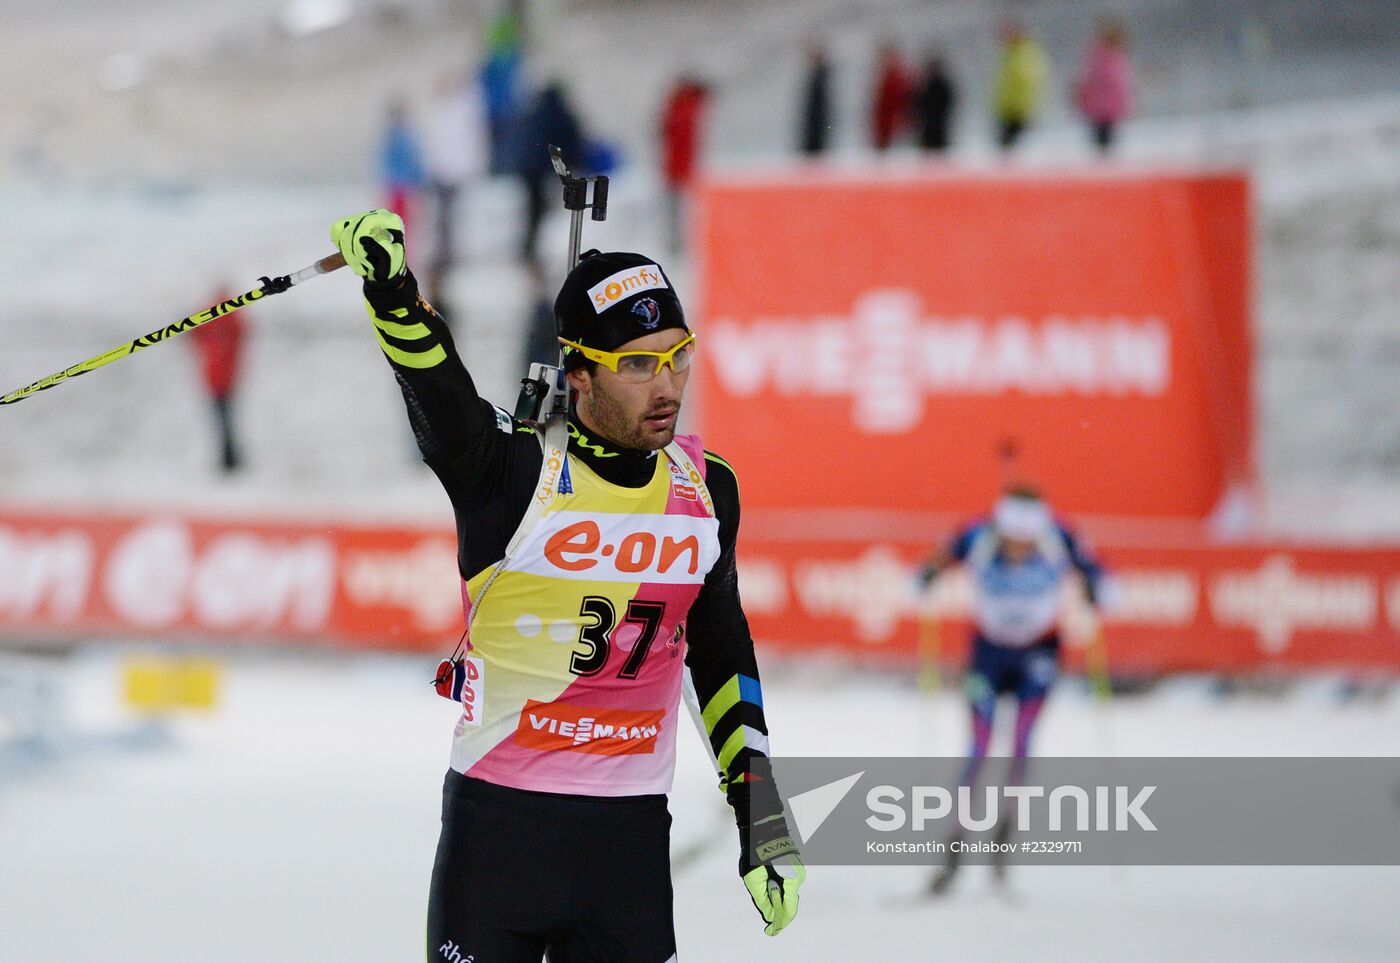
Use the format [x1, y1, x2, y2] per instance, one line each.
[1075, 18, 1134, 153]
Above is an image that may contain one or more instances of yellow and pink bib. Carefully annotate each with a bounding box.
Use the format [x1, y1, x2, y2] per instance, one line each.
[450, 422, 719, 796]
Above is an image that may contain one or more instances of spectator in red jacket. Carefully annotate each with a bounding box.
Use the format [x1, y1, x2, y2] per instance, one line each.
[189, 289, 247, 473]
[659, 75, 710, 252]
[871, 42, 914, 151]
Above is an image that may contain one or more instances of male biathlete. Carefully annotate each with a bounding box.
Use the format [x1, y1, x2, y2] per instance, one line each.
[329, 211, 803, 962]
[915, 485, 1105, 893]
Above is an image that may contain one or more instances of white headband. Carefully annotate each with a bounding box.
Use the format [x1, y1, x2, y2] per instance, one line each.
[994, 495, 1050, 541]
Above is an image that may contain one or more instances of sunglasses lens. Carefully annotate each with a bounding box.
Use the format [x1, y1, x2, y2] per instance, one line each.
[616, 355, 658, 382]
[669, 342, 695, 374]
[609, 339, 696, 383]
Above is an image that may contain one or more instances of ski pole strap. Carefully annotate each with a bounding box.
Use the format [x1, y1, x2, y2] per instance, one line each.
[463, 414, 570, 639]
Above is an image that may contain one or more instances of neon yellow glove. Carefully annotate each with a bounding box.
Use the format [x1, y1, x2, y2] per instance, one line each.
[738, 809, 805, 936]
[743, 850, 805, 936]
[329, 209, 407, 283]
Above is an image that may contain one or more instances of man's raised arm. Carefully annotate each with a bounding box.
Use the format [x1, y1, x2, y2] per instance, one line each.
[330, 209, 497, 469]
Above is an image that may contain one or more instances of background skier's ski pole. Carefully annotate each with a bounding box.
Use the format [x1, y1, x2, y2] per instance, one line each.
[1085, 623, 1115, 756]
[916, 604, 942, 693]
[1086, 625, 1112, 704]
[916, 596, 944, 756]
[0, 252, 346, 406]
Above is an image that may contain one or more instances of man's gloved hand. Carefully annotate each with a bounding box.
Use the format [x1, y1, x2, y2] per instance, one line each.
[329, 209, 407, 284]
[732, 778, 806, 937]
[915, 562, 940, 590]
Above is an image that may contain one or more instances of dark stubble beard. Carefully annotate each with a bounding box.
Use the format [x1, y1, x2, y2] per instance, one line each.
[583, 377, 679, 451]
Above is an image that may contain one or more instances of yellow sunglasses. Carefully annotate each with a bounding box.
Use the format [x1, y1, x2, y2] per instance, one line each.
[558, 334, 698, 383]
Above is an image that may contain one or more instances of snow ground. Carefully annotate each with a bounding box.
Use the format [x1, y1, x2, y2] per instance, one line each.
[1, 649, 1397, 962]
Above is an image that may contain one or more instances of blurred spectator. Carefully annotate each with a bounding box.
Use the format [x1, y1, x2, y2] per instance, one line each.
[798, 41, 832, 156]
[992, 20, 1047, 151]
[513, 80, 585, 263]
[659, 75, 710, 252]
[423, 68, 489, 320]
[481, 11, 524, 175]
[379, 100, 425, 233]
[914, 52, 957, 152]
[1075, 18, 1135, 153]
[189, 291, 246, 474]
[870, 43, 913, 151]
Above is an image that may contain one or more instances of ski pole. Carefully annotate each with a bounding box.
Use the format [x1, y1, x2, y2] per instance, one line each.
[917, 603, 943, 693]
[0, 252, 346, 406]
[1085, 624, 1112, 705]
[915, 586, 944, 757]
[1085, 622, 1115, 757]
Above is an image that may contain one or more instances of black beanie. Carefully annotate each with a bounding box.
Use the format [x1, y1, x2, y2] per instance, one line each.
[553, 250, 688, 369]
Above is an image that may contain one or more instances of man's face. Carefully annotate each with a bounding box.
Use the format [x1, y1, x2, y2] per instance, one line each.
[1001, 536, 1036, 564]
[569, 328, 691, 451]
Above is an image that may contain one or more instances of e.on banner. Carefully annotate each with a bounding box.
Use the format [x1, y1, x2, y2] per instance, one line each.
[0, 507, 462, 649]
[694, 171, 1253, 518]
[7, 506, 1397, 673]
[733, 536, 1400, 673]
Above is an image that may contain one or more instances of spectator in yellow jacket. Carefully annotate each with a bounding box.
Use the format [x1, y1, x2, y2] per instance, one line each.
[993, 20, 1047, 150]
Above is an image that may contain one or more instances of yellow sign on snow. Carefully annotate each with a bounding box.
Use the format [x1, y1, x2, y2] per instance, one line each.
[122, 657, 222, 713]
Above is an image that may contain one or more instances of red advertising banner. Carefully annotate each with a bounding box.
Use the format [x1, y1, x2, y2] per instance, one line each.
[733, 535, 1400, 674]
[4, 507, 1398, 673]
[0, 508, 462, 650]
[694, 170, 1253, 519]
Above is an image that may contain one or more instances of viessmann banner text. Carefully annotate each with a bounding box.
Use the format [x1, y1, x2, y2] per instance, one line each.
[695, 172, 1252, 519]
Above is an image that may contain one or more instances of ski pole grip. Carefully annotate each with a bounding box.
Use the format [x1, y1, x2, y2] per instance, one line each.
[279, 251, 349, 289]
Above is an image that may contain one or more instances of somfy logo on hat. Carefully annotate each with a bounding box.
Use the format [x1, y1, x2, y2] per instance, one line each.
[588, 264, 667, 313]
